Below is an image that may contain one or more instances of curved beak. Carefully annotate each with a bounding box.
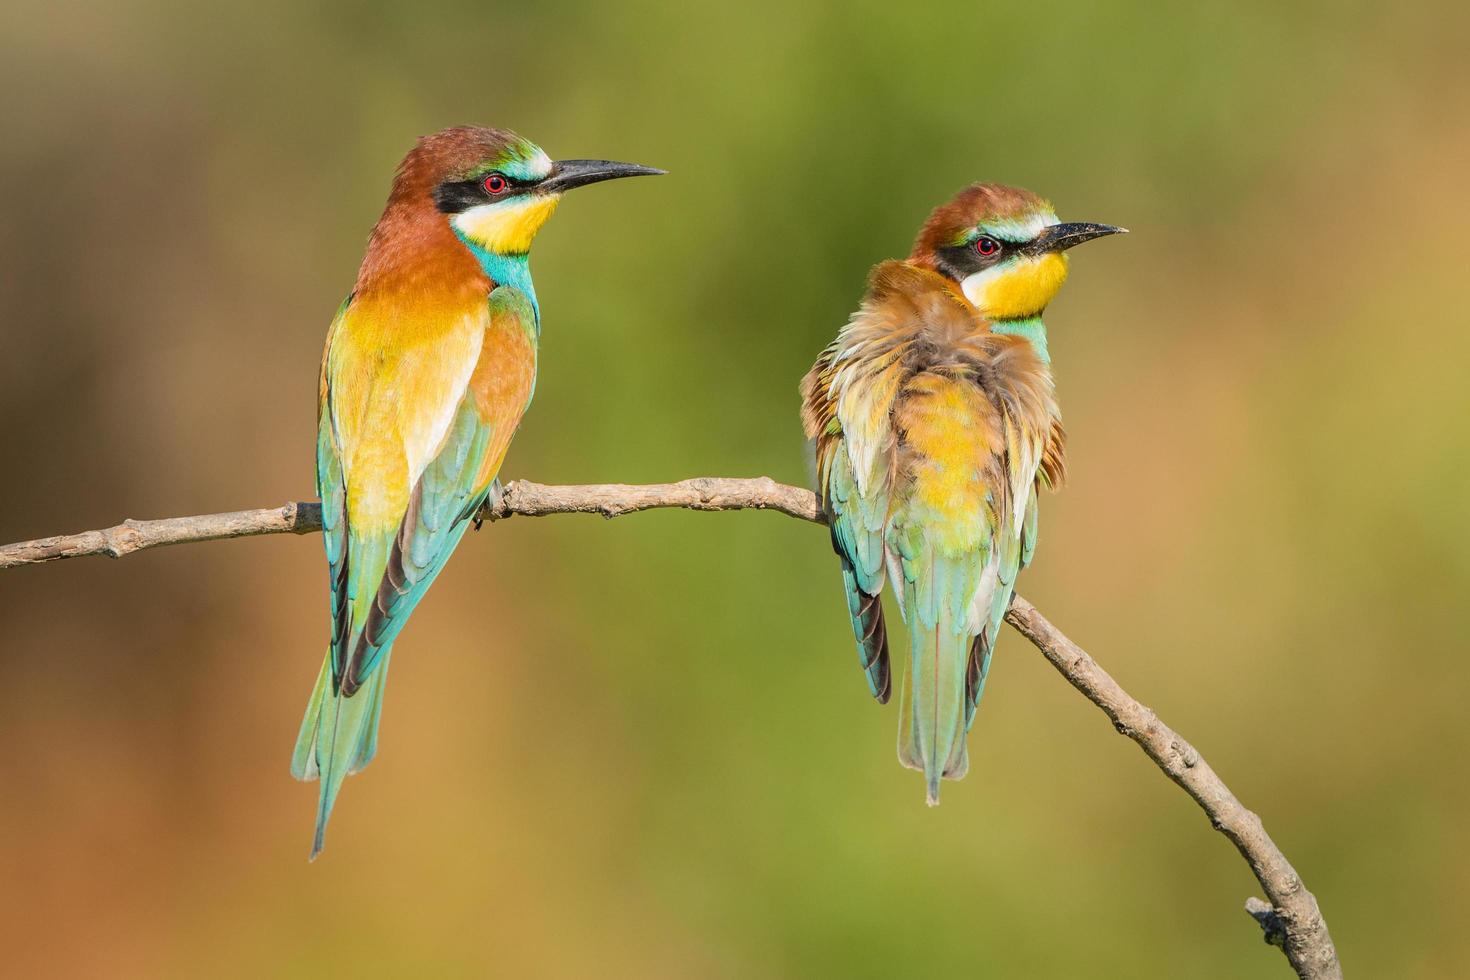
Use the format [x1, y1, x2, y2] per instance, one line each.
[540, 159, 666, 194]
[1026, 222, 1127, 255]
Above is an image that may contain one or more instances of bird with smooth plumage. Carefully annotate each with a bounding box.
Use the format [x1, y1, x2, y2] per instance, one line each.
[293, 126, 661, 857]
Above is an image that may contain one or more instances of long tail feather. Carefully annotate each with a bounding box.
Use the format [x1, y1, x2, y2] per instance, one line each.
[897, 608, 970, 805]
[291, 649, 392, 859]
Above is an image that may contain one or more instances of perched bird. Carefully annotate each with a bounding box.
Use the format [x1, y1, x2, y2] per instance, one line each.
[801, 184, 1122, 803]
[293, 126, 662, 856]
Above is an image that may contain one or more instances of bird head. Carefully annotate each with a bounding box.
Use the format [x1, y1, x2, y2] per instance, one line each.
[910, 183, 1124, 320]
[391, 126, 663, 257]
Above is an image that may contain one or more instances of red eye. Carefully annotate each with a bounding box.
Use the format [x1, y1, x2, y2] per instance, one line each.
[483, 173, 509, 195]
[974, 236, 1001, 256]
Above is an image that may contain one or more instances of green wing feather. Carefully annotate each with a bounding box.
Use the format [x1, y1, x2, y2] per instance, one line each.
[963, 472, 1045, 731]
[805, 326, 906, 705]
[824, 435, 892, 701]
[345, 397, 493, 688]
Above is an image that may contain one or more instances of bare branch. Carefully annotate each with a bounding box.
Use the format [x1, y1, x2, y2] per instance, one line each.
[0, 476, 1340, 978]
[484, 477, 823, 524]
[1004, 598, 1341, 979]
[0, 501, 325, 568]
[0, 478, 817, 570]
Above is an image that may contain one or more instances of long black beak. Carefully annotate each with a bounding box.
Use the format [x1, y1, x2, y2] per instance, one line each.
[1026, 222, 1127, 255]
[540, 159, 666, 193]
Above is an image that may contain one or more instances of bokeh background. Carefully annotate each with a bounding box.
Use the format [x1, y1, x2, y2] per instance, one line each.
[2, 2, 1467, 976]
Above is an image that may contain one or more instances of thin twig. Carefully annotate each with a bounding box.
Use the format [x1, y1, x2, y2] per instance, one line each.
[1004, 598, 1341, 979]
[0, 476, 1340, 978]
[0, 501, 325, 568]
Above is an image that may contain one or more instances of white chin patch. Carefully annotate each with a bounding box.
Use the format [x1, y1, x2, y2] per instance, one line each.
[960, 265, 1004, 308]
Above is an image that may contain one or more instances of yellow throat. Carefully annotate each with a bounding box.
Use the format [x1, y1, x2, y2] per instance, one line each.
[452, 194, 562, 254]
[961, 252, 1069, 319]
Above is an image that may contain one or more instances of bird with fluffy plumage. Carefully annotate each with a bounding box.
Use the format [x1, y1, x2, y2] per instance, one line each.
[801, 183, 1123, 802]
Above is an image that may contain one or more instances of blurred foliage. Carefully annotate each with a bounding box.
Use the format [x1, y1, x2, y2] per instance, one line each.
[1, 1, 1467, 976]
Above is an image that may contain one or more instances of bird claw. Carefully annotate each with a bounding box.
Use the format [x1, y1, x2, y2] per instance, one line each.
[474, 479, 505, 530]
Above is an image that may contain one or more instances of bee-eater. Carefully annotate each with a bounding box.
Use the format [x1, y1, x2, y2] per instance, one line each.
[800, 184, 1122, 803]
[292, 126, 661, 856]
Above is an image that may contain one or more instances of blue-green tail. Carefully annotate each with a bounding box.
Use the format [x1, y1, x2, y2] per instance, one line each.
[897, 609, 971, 804]
[291, 649, 392, 859]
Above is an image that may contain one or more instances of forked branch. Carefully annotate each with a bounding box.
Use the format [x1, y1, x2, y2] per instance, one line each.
[0, 476, 1341, 979]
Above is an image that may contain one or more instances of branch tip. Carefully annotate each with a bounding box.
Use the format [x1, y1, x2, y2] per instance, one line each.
[1247, 897, 1289, 949]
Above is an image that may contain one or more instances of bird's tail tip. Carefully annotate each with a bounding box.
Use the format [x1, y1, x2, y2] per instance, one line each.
[309, 824, 327, 862]
[292, 647, 393, 860]
[307, 769, 344, 860]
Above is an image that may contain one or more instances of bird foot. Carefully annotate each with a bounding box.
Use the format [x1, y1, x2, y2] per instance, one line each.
[473, 479, 505, 530]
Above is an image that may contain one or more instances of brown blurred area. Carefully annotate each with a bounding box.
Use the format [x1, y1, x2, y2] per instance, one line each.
[1, 2, 1468, 977]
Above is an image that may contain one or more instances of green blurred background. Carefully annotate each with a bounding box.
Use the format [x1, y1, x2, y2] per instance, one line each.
[2, 2, 1467, 976]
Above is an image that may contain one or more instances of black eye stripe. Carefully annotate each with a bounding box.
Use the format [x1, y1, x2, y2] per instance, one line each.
[935, 236, 1009, 281]
[433, 178, 485, 214]
[432, 174, 528, 214]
